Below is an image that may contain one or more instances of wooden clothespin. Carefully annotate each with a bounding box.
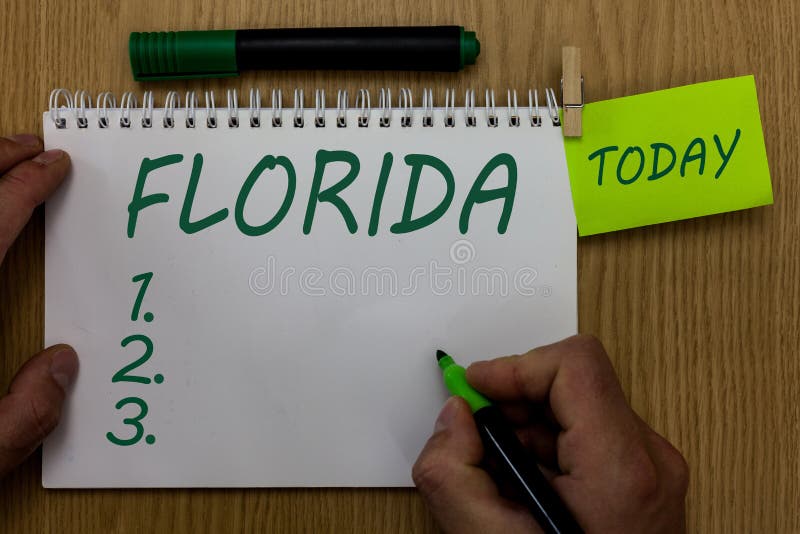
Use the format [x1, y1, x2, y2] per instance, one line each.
[561, 46, 583, 137]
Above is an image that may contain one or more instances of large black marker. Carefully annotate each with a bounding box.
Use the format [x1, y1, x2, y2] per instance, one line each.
[129, 26, 480, 80]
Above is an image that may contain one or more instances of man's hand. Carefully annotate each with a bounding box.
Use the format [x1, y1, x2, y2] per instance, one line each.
[0, 134, 77, 478]
[413, 335, 689, 534]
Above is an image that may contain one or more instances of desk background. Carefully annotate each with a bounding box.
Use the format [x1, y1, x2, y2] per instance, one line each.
[0, 1, 797, 532]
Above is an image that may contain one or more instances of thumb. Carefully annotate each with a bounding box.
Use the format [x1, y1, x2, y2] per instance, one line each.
[0, 344, 78, 477]
[412, 397, 539, 534]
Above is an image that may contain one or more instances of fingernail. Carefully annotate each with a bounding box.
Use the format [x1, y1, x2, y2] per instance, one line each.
[50, 347, 78, 390]
[33, 149, 64, 165]
[434, 397, 459, 433]
[6, 133, 40, 147]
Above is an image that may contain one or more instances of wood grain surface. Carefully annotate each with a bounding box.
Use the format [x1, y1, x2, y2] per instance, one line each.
[1, 0, 798, 532]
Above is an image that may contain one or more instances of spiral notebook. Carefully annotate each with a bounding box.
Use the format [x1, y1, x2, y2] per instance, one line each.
[42, 87, 577, 487]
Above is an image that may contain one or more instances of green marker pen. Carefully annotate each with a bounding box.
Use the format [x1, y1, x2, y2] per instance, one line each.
[129, 26, 480, 81]
[436, 350, 584, 534]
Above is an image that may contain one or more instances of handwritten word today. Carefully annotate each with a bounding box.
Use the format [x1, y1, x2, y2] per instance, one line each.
[127, 150, 517, 238]
[587, 128, 742, 186]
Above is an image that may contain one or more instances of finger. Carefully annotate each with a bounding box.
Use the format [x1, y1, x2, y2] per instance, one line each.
[466, 335, 632, 433]
[0, 345, 78, 478]
[491, 401, 560, 470]
[0, 134, 44, 173]
[495, 400, 559, 429]
[467, 335, 643, 477]
[495, 400, 536, 426]
[515, 423, 559, 470]
[413, 397, 539, 534]
[0, 148, 70, 263]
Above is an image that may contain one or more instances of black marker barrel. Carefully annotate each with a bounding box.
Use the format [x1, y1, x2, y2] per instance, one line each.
[236, 26, 478, 71]
[474, 406, 584, 534]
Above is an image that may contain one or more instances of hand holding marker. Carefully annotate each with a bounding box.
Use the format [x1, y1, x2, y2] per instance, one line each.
[435, 350, 583, 534]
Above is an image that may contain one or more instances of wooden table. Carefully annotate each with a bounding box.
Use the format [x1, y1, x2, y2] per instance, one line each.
[1, 0, 797, 532]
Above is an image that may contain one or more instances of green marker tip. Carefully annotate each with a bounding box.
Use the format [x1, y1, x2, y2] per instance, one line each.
[435, 349, 490, 412]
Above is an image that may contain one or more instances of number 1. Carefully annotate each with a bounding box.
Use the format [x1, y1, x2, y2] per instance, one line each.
[131, 272, 153, 321]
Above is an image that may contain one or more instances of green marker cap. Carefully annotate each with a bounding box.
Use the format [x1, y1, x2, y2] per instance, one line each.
[437, 353, 491, 413]
[459, 28, 480, 68]
[129, 31, 239, 81]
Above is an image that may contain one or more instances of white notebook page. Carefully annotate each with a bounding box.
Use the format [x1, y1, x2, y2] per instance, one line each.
[43, 105, 576, 487]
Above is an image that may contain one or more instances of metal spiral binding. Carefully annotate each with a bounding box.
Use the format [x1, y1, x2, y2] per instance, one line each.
[485, 89, 497, 127]
[162, 91, 179, 128]
[444, 89, 456, 127]
[271, 89, 282, 127]
[314, 89, 325, 127]
[97, 92, 117, 129]
[336, 90, 348, 128]
[399, 88, 413, 127]
[48, 89, 72, 129]
[120, 92, 137, 128]
[529, 90, 542, 127]
[379, 88, 391, 128]
[249, 88, 261, 127]
[293, 89, 304, 128]
[185, 91, 198, 128]
[356, 89, 370, 127]
[141, 91, 154, 128]
[73, 90, 91, 128]
[508, 90, 520, 127]
[422, 88, 433, 127]
[465, 89, 477, 127]
[226, 89, 239, 128]
[204, 91, 217, 129]
[545, 88, 561, 127]
[47, 88, 561, 129]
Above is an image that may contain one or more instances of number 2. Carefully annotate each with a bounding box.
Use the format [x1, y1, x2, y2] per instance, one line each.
[114, 334, 153, 384]
[106, 397, 149, 446]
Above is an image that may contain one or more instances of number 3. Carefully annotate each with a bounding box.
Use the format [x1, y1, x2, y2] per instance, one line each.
[106, 397, 149, 446]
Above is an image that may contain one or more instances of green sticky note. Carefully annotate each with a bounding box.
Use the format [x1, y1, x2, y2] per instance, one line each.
[564, 76, 773, 236]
